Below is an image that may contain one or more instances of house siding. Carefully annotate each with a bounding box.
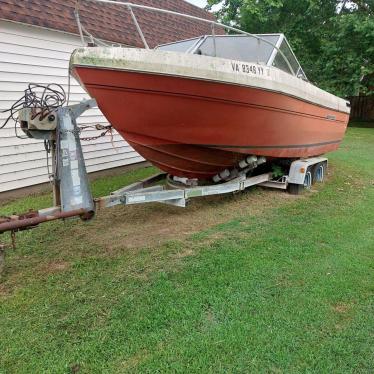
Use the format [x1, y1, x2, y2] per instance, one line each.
[0, 20, 144, 193]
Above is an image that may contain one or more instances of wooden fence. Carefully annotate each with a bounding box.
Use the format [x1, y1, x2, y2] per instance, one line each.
[349, 96, 374, 121]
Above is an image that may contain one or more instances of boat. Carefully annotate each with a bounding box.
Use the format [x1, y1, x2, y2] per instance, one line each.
[70, 6, 350, 180]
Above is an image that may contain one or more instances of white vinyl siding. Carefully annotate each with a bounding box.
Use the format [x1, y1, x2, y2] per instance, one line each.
[0, 20, 143, 193]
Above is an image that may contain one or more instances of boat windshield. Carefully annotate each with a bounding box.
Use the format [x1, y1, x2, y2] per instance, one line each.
[157, 34, 307, 80]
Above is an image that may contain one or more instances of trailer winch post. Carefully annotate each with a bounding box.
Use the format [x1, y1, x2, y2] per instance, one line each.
[51, 135, 61, 207]
[56, 102, 96, 216]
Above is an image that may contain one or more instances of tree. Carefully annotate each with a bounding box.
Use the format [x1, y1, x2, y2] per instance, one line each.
[317, 11, 373, 96]
[207, 0, 373, 97]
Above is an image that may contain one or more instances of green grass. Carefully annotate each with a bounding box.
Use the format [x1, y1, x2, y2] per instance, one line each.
[349, 120, 374, 128]
[0, 127, 373, 373]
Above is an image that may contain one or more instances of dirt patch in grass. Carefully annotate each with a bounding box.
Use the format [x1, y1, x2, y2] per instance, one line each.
[76, 188, 298, 254]
[118, 350, 149, 371]
[332, 302, 354, 331]
[332, 303, 352, 314]
[0, 259, 70, 296]
[69, 363, 81, 373]
[174, 248, 196, 259]
[0, 283, 10, 297]
[40, 260, 70, 274]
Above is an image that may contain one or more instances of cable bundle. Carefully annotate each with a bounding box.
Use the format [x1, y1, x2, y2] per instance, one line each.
[0, 84, 66, 131]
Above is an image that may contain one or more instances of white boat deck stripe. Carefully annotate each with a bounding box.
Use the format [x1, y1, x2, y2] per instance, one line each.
[71, 48, 350, 114]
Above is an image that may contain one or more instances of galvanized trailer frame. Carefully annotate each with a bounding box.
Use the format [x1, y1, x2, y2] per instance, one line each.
[96, 172, 273, 209]
[95, 155, 327, 210]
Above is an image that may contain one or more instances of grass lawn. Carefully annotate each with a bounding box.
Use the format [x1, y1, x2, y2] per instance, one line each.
[0, 126, 373, 373]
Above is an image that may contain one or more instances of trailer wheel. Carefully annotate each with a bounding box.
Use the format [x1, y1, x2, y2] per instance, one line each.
[312, 162, 325, 183]
[288, 168, 312, 195]
[287, 183, 303, 195]
[304, 170, 313, 189]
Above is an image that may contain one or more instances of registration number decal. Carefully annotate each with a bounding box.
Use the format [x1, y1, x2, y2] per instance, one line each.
[231, 62, 265, 76]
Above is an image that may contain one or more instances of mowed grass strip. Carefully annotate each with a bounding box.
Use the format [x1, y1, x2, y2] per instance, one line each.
[0, 127, 373, 373]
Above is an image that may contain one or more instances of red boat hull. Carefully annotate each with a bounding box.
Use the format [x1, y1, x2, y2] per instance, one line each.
[73, 67, 349, 179]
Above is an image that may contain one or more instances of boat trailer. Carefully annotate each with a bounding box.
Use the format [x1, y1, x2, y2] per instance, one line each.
[0, 99, 327, 271]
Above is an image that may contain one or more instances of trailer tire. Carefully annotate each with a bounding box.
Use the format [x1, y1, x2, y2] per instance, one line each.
[287, 183, 303, 195]
[304, 170, 313, 189]
[312, 162, 326, 183]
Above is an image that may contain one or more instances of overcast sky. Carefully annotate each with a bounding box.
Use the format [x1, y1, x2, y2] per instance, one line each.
[188, 0, 356, 12]
[185, 0, 208, 8]
[185, 0, 222, 12]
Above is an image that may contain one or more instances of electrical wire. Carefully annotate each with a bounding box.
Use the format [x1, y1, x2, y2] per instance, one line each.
[0, 83, 66, 137]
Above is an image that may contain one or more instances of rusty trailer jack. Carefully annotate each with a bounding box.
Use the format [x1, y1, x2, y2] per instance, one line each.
[0, 231, 16, 275]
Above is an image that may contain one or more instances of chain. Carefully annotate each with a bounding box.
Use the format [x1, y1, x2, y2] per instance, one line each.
[79, 124, 113, 141]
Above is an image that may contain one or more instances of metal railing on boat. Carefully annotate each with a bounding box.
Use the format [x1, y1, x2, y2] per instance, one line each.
[74, 0, 297, 76]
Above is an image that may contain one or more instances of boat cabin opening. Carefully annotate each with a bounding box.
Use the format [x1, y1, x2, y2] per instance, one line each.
[156, 34, 307, 80]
